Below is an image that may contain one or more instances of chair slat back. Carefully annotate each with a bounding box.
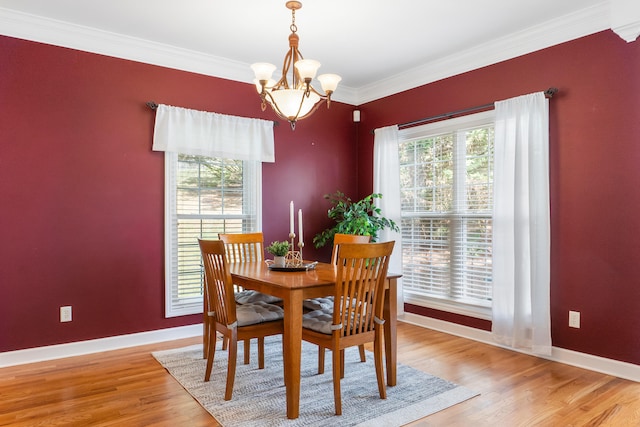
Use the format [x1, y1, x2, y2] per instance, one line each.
[219, 232, 264, 263]
[334, 241, 394, 337]
[199, 239, 237, 327]
[331, 233, 371, 265]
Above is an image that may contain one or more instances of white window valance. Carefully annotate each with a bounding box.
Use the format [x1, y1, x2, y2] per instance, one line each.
[152, 104, 275, 163]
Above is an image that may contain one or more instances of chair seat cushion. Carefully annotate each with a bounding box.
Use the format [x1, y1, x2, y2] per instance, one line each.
[303, 305, 370, 335]
[303, 296, 365, 312]
[302, 296, 334, 311]
[235, 290, 282, 305]
[302, 308, 334, 334]
[236, 301, 284, 327]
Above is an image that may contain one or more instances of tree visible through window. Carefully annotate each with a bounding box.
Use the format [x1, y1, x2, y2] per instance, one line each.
[399, 111, 494, 317]
[164, 153, 260, 317]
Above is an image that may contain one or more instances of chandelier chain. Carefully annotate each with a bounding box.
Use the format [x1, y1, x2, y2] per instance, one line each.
[290, 7, 297, 34]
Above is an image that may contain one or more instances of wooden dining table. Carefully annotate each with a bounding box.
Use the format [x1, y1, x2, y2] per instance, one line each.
[227, 261, 400, 420]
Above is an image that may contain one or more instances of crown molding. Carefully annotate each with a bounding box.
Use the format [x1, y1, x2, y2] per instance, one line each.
[611, 0, 640, 42]
[612, 22, 640, 42]
[0, 7, 250, 83]
[355, 2, 611, 105]
[0, 3, 611, 107]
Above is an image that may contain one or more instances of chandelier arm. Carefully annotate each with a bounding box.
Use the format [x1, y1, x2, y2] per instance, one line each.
[307, 85, 333, 104]
[289, 83, 333, 108]
[290, 47, 302, 89]
[273, 48, 294, 90]
[292, 50, 303, 89]
[285, 48, 295, 88]
[293, 93, 326, 120]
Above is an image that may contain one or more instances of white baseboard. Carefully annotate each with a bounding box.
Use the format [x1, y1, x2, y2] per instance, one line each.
[401, 313, 640, 383]
[4, 318, 639, 383]
[0, 324, 202, 368]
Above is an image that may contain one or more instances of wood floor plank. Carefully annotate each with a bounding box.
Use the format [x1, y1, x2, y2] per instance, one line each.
[1, 324, 639, 426]
[0, 338, 216, 427]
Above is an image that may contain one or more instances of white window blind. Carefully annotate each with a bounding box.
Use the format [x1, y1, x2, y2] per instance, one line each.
[399, 111, 494, 318]
[164, 152, 261, 317]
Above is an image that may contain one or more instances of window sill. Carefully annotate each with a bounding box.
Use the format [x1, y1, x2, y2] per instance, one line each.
[404, 293, 492, 321]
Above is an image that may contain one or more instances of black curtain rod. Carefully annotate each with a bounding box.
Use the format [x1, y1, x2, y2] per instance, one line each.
[145, 101, 279, 127]
[372, 87, 558, 134]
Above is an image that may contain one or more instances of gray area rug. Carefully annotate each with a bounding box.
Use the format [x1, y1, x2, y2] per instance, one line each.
[152, 336, 477, 427]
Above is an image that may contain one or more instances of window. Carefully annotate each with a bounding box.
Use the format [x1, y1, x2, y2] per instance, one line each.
[399, 111, 494, 319]
[163, 152, 261, 317]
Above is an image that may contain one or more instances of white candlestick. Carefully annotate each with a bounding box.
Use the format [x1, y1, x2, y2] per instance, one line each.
[298, 209, 303, 245]
[290, 201, 294, 235]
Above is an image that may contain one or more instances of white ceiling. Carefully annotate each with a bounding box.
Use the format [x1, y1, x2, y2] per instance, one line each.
[0, 0, 610, 105]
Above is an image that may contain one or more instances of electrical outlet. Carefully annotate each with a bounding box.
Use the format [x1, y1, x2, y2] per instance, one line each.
[568, 310, 580, 328]
[60, 306, 72, 322]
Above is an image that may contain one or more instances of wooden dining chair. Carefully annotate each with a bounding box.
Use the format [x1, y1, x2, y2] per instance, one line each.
[304, 233, 371, 371]
[218, 232, 282, 303]
[198, 239, 284, 401]
[301, 241, 395, 415]
[216, 232, 282, 365]
[330, 233, 372, 264]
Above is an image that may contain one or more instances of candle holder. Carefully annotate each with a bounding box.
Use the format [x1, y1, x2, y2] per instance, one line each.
[286, 232, 304, 267]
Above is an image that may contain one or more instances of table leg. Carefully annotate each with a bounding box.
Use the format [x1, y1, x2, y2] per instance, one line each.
[282, 289, 303, 419]
[383, 277, 398, 386]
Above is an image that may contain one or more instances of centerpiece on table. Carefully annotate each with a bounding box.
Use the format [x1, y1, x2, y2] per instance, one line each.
[285, 200, 305, 266]
[266, 240, 290, 268]
[265, 201, 317, 270]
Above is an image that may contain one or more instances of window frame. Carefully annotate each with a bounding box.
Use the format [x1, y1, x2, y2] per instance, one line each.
[163, 151, 262, 317]
[399, 110, 494, 320]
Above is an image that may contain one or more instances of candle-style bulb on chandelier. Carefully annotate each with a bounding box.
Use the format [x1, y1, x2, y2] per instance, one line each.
[251, 1, 341, 130]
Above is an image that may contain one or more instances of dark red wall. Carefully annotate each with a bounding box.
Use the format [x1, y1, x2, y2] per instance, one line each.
[3, 30, 640, 367]
[357, 31, 640, 365]
[0, 36, 355, 352]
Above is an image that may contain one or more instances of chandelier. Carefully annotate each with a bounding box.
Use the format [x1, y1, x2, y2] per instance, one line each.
[251, 1, 341, 130]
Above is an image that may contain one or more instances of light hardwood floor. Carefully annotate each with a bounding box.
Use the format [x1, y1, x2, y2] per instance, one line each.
[2, 322, 639, 426]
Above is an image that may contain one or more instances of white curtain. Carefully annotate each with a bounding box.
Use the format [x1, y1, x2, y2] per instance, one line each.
[491, 92, 551, 356]
[152, 104, 275, 162]
[373, 125, 404, 315]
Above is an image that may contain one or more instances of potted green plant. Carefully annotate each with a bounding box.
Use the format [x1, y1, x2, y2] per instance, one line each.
[313, 191, 399, 248]
[266, 240, 290, 267]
